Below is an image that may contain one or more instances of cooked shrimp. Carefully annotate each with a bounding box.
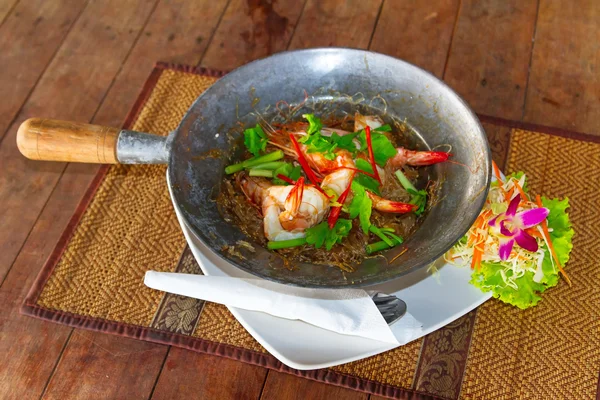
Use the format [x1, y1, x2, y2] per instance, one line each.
[302, 145, 355, 173]
[321, 168, 354, 197]
[367, 192, 416, 214]
[268, 178, 329, 233]
[238, 174, 329, 241]
[388, 147, 450, 167]
[355, 112, 384, 131]
[236, 172, 272, 208]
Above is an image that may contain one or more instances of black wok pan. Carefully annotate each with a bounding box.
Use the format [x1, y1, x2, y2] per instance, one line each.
[17, 48, 491, 287]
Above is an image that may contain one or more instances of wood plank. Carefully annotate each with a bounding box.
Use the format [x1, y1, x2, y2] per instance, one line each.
[34, 0, 234, 397]
[0, 163, 98, 399]
[36, 0, 246, 398]
[200, 0, 305, 71]
[260, 371, 368, 400]
[443, 0, 538, 120]
[95, 0, 229, 128]
[0, 0, 87, 142]
[150, 348, 267, 400]
[41, 332, 168, 399]
[289, 0, 381, 49]
[0, 0, 157, 285]
[369, 0, 460, 77]
[0, 0, 17, 26]
[0, 0, 161, 398]
[523, 0, 600, 134]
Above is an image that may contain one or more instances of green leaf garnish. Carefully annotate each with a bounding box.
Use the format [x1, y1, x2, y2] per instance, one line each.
[354, 158, 381, 195]
[348, 182, 372, 234]
[243, 124, 267, 156]
[303, 113, 322, 136]
[374, 124, 392, 132]
[357, 130, 397, 166]
[305, 219, 353, 251]
[272, 163, 302, 185]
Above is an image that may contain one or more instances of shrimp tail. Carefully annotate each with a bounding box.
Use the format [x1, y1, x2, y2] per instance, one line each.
[390, 148, 451, 167]
[285, 177, 305, 217]
[237, 172, 272, 212]
[367, 192, 416, 214]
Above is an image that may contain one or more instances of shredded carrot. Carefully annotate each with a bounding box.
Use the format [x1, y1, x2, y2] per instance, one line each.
[506, 187, 515, 201]
[492, 160, 503, 183]
[535, 195, 572, 286]
[525, 227, 544, 239]
[471, 245, 483, 270]
[514, 180, 528, 201]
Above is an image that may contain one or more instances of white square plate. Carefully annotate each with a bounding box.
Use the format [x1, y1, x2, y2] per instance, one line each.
[167, 173, 491, 370]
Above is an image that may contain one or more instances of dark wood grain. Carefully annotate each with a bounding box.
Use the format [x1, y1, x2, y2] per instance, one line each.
[0, 0, 86, 142]
[41, 332, 168, 399]
[0, 163, 98, 399]
[0, 0, 17, 26]
[370, 0, 460, 77]
[0, 1, 161, 398]
[444, 0, 538, 119]
[36, 0, 234, 396]
[0, 0, 157, 283]
[289, 0, 382, 49]
[523, 0, 600, 134]
[151, 348, 268, 400]
[95, 0, 229, 129]
[261, 371, 368, 400]
[201, 0, 305, 71]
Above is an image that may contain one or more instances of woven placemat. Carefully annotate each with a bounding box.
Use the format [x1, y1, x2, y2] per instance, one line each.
[22, 63, 600, 400]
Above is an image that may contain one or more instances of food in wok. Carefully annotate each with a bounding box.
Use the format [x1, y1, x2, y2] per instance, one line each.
[219, 112, 451, 272]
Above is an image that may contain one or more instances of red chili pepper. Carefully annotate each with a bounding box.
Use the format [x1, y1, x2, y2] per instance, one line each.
[276, 173, 333, 199]
[365, 126, 382, 185]
[327, 172, 355, 229]
[289, 133, 322, 184]
[276, 174, 296, 185]
[342, 166, 378, 180]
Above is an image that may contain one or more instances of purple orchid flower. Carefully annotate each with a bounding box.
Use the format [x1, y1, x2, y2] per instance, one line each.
[489, 194, 549, 260]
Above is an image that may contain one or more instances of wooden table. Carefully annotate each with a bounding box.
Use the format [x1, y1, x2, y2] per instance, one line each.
[0, 1, 597, 398]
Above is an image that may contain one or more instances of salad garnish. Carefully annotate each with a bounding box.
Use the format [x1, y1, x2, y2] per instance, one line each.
[446, 161, 574, 308]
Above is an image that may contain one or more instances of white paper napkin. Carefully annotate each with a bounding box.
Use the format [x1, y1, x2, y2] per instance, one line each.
[144, 271, 422, 345]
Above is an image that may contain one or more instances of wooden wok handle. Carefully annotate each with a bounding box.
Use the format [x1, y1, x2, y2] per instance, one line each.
[17, 118, 119, 163]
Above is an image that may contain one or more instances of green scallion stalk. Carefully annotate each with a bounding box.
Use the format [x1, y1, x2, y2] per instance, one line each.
[242, 150, 284, 168]
[225, 163, 246, 174]
[249, 161, 287, 170]
[225, 150, 284, 174]
[267, 238, 307, 250]
[385, 232, 404, 245]
[379, 227, 395, 233]
[369, 225, 395, 247]
[249, 169, 273, 178]
[395, 169, 417, 192]
[366, 241, 392, 254]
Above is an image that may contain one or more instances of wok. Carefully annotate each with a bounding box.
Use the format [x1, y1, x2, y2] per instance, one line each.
[17, 48, 491, 288]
